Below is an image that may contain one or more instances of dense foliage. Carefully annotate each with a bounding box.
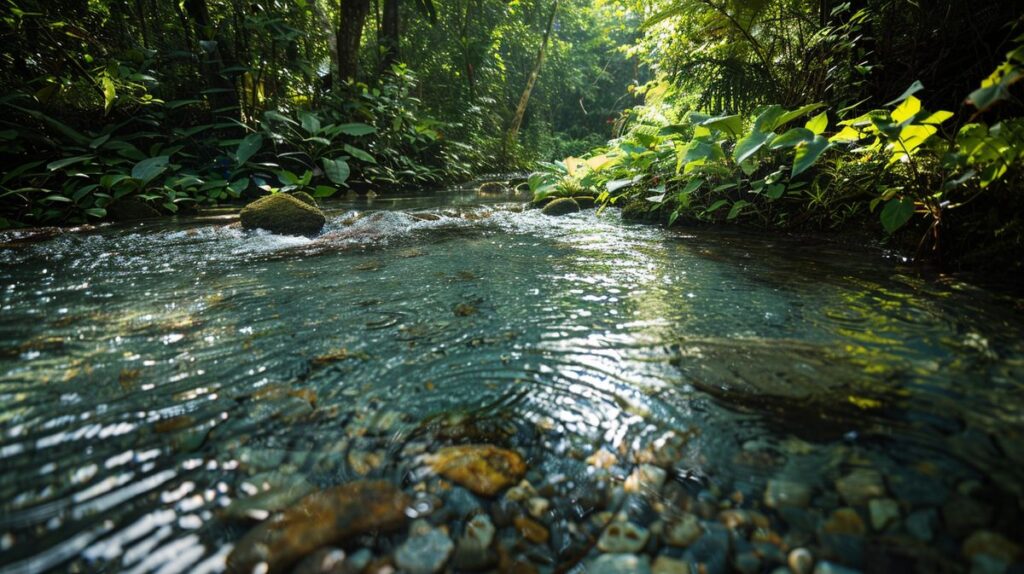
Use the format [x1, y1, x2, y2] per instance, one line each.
[530, 0, 1024, 273]
[0, 0, 639, 227]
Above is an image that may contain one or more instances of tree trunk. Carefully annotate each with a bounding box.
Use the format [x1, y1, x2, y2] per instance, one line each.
[380, 0, 400, 72]
[312, 0, 339, 92]
[338, 0, 372, 83]
[506, 0, 559, 145]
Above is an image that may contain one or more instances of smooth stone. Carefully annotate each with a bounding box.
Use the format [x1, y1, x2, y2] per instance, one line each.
[735, 551, 761, 574]
[453, 514, 496, 570]
[813, 561, 862, 574]
[527, 496, 550, 518]
[765, 479, 812, 508]
[887, 470, 948, 507]
[541, 197, 581, 216]
[664, 513, 703, 547]
[223, 472, 315, 520]
[905, 509, 938, 542]
[971, 554, 1011, 574]
[963, 530, 1023, 563]
[513, 515, 549, 544]
[598, 521, 650, 553]
[239, 193, 326, 236]
[394, 521, 454, 574]
[427, 444, 526, 497]
[788, 548, 815, 574]
[587, 553, 653, 574]
[291, 547, 371, 574]
[683, 523, 730, 574]
[823, 508, 866, 536]
[445, 486, 483, 520]
[625, 464, 668, 494]
[835, 469, 886, 506]
[652, 554, 691, 574]
[868, 498, 900, 531]
[587, 448, 619, 469]
[226, 480, 410, 574]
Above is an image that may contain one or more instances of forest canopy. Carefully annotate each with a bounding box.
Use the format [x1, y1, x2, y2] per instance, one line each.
[1, 0, 1022, 272]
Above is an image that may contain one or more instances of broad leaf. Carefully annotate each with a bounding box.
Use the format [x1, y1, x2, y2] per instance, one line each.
[337, 123, 376, 136]
[771, 128, 814, 149]
[236, 133, 263, 166]
[880, 197, 914, 233]
[132, 156, 169, 185]
[300, 112, 321, 134]
[47, 155, 94, 171]
[792, 136, 829, 177]
[772, 103, 825, 130]
[805, 112, 829, 135]
[700, 114, 744, 138]
[344, 144, 376, 164]
[885, 81, 925, 106]
[322, 157, 350, 185]
[734, 129, 774, 164]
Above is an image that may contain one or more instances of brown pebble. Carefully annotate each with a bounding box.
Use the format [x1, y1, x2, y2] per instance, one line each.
[513, 516, 549, 544]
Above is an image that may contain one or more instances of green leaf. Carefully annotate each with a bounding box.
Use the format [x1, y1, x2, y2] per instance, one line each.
[753, 105, 786, 132]
[771, 128, 814, 149]
[236, 133, 263, 166]
[336, 123, 376, 136]
[705, 199, 729, 214]
[880, 197, 914, 233]
[313, 185, 338, 198]
[772, 103, 825, 130]
[734, 129, 774, 164]
[805, 112, 829, 135]
[681, 178, 704, 195]
[102, 75, 116, 115]
[322, 157, 351, 185]
[299, 112, 321, 134]
[727, 200, 749, 220]
[792, 136, 829, 177]
[47, 155, 94, 171]
[699, 114, 743, 138]
[84, 207, 106, 218]
[131, 156, 169, 185]
[885, 81, 925, 106]
[227, 178, 248, 197]
[344, 144, 376, 164]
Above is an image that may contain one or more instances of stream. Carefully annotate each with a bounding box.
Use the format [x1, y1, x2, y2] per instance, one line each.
[1, 181, 1023, 573]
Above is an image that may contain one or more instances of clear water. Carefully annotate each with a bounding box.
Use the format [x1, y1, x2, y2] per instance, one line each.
[1, 182, 1023, 573]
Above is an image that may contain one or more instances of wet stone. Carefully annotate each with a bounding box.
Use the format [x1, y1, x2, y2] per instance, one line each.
[813, 561, 862, 574]
[527, 497, 550, 518]
[823, 508, 867, 536]
[652, 554, 691, 574]
[598, 521, 650, 553]
[664, 513, 703, 547]
[788, 547, 815, 574]
[427, 444, 526, 497]
[443, 486, 482, 520]
[683, 522, 730, 574]
[765, 479, 812, 508]
[835, 469, 886, 506]
[887, 470, 948, 507]
[868, 498, 900, 531]
[962, 530, 1023, 564]
[513, 515, 549, 544]
[226, 480, 410, 574]
[453, 514, 496, 570]
[905, 508, 938, 542]
[291, 547, 371, 574]
[394, 521, 454, 574]
[625, 464, 668, 494]
[587, 553, 653, 574]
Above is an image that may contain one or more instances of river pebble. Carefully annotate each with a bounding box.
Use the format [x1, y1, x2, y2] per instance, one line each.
[394, 520, 454, 574]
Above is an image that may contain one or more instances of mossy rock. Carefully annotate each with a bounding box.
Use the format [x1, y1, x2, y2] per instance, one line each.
[572, 196, 597, 209]
[240, 193, 326, 236]
[529, 196, 555, 210]
[620, 198, 653, 221]
[108, 198, 161, 222]
[290, 191, 318, 207]
[478, 182, 507, 194]
[541, 197, 581, 217]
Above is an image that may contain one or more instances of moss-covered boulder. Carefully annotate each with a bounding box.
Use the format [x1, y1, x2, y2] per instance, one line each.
[620, 198, 652, 221]
[289, 191, 318, 207]
[240, 193, 326, 236]
[108, 198, 161, 222]
[573, 196, 597, 209]
[541, 197, 581, 216]
[478, 181, 507, 194]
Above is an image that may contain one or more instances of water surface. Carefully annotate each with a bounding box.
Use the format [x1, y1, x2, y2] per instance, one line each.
[2, 182, 1022, 573]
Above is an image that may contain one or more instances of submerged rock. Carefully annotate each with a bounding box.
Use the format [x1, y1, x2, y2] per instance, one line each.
[573, 196, 597, 209]
[240, 193, 326, 236]
[541, 197, 580, 216]
[588, 553, 652, 574]
[765, 479, 812, 508]
[835, 469, 886, 506]
[453, 514, 496, 569]
[478, 181, 507, 194]
[598, 521, 650, 553]
[962, 530, 1022, 563]
[108, 198, 161, 221]
[394, 520, 454, 574]
[226, 480, 410, 573]
[427, 444, 526, 496]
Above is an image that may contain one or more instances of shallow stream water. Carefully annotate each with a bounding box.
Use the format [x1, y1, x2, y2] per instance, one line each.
[1, 182, 1023, 573]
